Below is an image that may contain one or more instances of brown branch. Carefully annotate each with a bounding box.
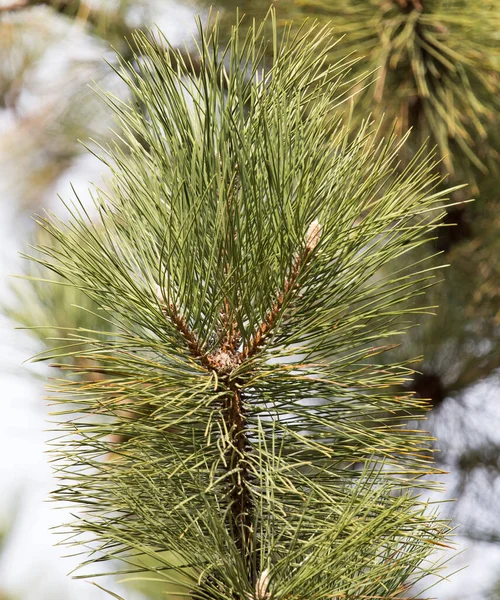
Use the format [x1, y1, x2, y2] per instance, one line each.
[0, 0, 101, 19]
[241, 220, 321, 361]
[0, 0, 207, 74]
[240, 254, 303, 361]
[156, 290, 211, 369]
[392, 0, 423, 12]
[168, 306, 206, 362]
[0, 0, 144, 57]
[224, 382, 254, 580]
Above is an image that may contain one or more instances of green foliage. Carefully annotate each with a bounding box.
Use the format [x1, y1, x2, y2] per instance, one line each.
[384, 211, 500, 404]
[202, 0, 500, 411]
[209, 0, 500, 195]
[9, 229, 105, 354]
[28, 13, 453, 599]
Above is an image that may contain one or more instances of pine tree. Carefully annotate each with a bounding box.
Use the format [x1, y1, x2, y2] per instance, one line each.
[25, 13, 453, 599]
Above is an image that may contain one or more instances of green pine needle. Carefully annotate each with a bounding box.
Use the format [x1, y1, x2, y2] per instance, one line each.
[28, 11, 453, 600]
[211, 0, 500, 194]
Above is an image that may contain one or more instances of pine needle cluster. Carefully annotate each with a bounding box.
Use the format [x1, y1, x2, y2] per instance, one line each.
[27, 14, 453, 600]
[211, 0, 500, 194]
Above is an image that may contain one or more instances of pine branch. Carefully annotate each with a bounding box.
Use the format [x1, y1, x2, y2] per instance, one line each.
[155, 288, 211, 368]
[24, 12, 454, 599]
[152, 222, 324, 577]
[156, 283, 254, 570]
[209, 0, 500, 197]
[241, 220, 322, 361]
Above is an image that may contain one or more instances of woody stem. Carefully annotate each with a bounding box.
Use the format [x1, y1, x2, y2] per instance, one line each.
[241, 247, 311, 361]
[223, 379, 255, 583]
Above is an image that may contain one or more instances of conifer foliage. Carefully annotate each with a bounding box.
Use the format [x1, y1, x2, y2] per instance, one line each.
[211, 0, 500, 191]
[30, 14, 453, 600]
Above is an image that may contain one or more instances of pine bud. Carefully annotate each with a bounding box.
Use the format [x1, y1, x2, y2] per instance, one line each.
[305, 219, 322, 251]
[254, 568, 270, 600]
